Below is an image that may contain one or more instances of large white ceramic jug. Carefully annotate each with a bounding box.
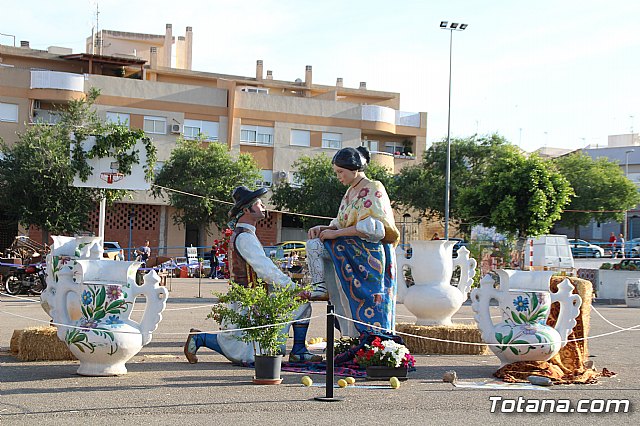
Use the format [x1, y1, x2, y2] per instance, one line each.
[471, 269, 582, 366]
[396, 240, 477, 326]
[43, 236, 167, 376]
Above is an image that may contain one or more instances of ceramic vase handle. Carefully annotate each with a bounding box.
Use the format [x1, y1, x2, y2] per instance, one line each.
[130, 270, 168, 345]
[551, 279, 582, 342]
[395, 246, 412, 304]
[471, 274, 500, 344]
[50, 276, 80, 342]
[453, 246, 476, 299]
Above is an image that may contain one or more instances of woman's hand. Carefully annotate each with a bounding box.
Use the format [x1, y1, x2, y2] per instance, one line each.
[319, 229, 340, 241]
[308, 225, 328, 239]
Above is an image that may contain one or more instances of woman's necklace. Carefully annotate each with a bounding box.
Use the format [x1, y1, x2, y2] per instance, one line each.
[347, 176, 366, 202]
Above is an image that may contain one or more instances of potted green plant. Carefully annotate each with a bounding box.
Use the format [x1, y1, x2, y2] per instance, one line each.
[208, 280, 308, 384]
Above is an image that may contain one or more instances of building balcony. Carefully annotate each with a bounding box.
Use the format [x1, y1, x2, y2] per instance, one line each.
[30, 70, 85, 92]
[361, 105, 421, 128]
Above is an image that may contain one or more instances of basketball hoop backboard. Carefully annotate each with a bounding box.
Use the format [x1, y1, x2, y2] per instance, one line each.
[72, 135, 151, 190]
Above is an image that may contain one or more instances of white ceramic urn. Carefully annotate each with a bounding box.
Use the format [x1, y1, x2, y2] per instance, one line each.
[43, 236, 168, 376]
[396, 240, 477, 326]
[471, 270, 582, 366]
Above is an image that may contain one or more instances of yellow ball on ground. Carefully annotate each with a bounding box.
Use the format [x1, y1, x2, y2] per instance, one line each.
[389, 377, 401, 389]
[345, 377, 355, 385]
[301, 376, 313, 387]
[337, 379, 348, 388]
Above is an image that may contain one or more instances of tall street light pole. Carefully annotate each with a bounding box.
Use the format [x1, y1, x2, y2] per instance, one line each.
[625, 149, 634, 243]
[440, 21, 468, 240]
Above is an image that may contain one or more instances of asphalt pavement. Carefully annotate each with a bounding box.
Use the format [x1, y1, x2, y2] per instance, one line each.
[1, 277, 639, 425]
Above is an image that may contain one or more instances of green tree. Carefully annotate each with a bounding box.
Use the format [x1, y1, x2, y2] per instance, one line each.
[152, 138, 261, 231]
[457, 150, 573, 239]
[554, 152, 640, 238]
[270, 153, 395, 229]
[394, 133, 512, 236]
[0, 88, 149, 237]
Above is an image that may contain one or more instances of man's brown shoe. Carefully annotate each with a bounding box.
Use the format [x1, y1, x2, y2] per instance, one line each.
[184, 328, 200, 364]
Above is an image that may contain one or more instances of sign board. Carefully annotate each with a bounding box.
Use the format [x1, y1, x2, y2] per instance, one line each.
[72, 135, 151, 191]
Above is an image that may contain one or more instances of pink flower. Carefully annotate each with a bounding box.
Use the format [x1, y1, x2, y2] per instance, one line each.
[358, 187, 370, 198]
[375, 191, 382, 198]
[363, 199, 372, 208]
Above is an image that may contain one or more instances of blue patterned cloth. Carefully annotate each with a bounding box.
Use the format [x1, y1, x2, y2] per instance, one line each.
[324, 236, 397, 334]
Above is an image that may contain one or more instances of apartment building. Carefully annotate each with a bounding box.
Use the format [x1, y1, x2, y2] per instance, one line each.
[0, 25, 427, 254]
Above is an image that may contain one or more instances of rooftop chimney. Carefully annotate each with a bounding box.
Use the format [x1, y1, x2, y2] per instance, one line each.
[164, 24, 173, 67]
[184, 26, 193, 70]
[336, 77, 343, 87]
[266, 70, 273, 80]
[359, 82, 367, 90]
[256, 60, 263, 81]
[305, 65, 312, 87]
[150, 47, 158, 69]
[20, 40, 30, 48]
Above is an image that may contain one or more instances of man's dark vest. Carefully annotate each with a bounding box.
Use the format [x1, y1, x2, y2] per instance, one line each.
[230, 226, 258, 287]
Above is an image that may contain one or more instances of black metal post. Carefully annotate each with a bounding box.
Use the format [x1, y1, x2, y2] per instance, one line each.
[314, 304, 343, 402]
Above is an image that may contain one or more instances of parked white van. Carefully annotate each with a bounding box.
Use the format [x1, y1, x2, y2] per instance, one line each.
[523, 234, 574, 271]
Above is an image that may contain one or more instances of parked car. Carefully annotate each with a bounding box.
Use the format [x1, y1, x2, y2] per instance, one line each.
[275, 241, 306, 258]
[568, 239, 604, 258]
[103, 241, 123, 260]
[626, 238, 640, 258]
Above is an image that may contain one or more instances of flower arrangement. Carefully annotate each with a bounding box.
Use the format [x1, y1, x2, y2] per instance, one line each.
[207, 280, 309, 356]
[354, 336, 415, 368]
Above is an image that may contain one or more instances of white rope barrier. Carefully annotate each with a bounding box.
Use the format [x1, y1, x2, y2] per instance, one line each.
[0, 305, 325, 335]
[591, 305, 640, 331]
[2, 295, 640, 347]
[0, 291, 216, 312]
[333, 313, 640, 347]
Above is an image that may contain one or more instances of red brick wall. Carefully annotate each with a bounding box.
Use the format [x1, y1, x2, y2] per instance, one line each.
[28, 203, 161, 253]
[256, 211, 278, 246]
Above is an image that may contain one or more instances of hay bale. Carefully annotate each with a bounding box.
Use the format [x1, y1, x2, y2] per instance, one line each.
[16, 326, 76, 361]
[396, 322, 490, 355]
[10, 329, 23, 355]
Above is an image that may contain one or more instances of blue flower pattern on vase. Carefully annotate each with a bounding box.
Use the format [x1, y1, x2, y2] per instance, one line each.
[81, 290, 93, 305]
[494, 292, 553, 357]
[105, 315, 124, 326]
[513, 295, 529, 312]
[65, 284, 132, 355]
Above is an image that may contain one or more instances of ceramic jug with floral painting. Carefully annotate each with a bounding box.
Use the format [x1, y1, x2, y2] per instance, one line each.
[44, 236, 167, 376]
[396, 240, 476, 326]
[471, 269, 582, 366]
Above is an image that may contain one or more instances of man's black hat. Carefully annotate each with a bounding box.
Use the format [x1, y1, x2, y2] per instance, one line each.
[228, 186, 268, 218]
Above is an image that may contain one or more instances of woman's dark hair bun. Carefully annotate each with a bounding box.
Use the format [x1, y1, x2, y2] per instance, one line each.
[356, 146, 370, 164]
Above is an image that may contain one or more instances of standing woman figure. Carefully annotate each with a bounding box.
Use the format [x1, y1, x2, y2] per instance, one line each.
[306, 146, 400, 336]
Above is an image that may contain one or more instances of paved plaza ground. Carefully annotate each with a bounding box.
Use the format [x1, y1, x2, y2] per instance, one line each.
[1, 277, 639, 424]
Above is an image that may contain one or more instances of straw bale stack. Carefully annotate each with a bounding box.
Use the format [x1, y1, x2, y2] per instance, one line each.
[396, 322, 489, 355]
[11, 326, 76, 361]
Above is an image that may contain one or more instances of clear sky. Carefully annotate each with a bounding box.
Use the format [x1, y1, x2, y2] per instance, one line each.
[2, 0, 639, 153]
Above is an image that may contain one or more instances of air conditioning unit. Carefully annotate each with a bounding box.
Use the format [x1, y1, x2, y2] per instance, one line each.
[276, 170, 288, 179]
[170, 124, 181, 134]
